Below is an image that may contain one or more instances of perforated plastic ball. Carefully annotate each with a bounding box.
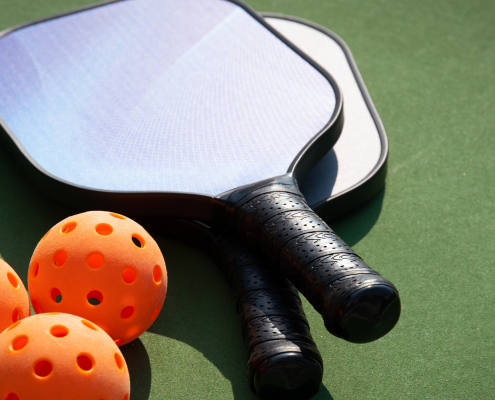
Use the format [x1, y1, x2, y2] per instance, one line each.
[28, 211, 167, 346]
[0, 312, 130, 400]
[0, 259, 30, 332]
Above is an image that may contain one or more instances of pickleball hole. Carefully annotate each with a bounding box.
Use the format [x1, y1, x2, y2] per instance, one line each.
[11, 309, 20, 323]
[54, 251, 67, 267]
[11, 336, 28, 351]
[131, 234, 145, 248]
[153, 265, 162, 284]
[110, 213, 126, 219]
[95, 223, 113, 236]
[87, 291, 103, 306]
[87, 253, 104, 269]
[61, 222, 77, 234]
[51, 288, 62, 303]
[151, 306, 161, 322]
[115, 353, 125, 372]
[7, 272, 19, 289]
[77, 354, 94, 372]
[122, 267, 136, 283]
[81, 320, 98, 331]
[50, 325, 68, 338]
[124, 395, 129, 400]
[32, 262, 39, 277]
[34, 360, 53, 378]
[5, 394, 19, 400]
[120, 306, 134, 319]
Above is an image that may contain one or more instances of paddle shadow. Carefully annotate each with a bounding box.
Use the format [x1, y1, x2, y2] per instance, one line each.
[147, 235, 259, 400]
[0, 146, 73, 282]
[314, 385, 334, 400]
[148, 232, 337, 400]
[301, 149, 338, 206]
[330, 185, 385, 247]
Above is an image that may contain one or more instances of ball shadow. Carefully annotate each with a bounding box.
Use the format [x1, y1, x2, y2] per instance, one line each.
[120, 338, 152, 399]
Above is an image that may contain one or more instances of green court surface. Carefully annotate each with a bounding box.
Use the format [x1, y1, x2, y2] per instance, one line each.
[0, 0, 494, 399]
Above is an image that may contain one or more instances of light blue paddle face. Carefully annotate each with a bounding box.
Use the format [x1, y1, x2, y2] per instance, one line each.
[0, 0, 335, 196]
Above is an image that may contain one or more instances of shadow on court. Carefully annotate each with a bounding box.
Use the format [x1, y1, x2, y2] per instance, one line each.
[314, 386, 334, 400]
[147, 235, 262, 400]
[148, 234, 335, 400]
[120, 339, 152, 399]
[330, 186, 385, 247]
[0, 146, 72, 280]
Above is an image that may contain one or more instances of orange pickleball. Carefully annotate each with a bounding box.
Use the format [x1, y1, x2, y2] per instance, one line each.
[28, 211, 167, 346]
[0, 313, 130, 400]
[0, 259, 30, 332]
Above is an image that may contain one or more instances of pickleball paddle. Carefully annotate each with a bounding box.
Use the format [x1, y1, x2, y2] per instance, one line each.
[0, 0, 399, 344]
[139, 13, 394, 400]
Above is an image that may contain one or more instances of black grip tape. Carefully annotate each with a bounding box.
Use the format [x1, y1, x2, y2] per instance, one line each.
[226, 177, 401, 343]
[230, 264, 298, 301]
[211, 230, 323, 397]
[237, 289, 307, 329]
[243, 315, 315, 352]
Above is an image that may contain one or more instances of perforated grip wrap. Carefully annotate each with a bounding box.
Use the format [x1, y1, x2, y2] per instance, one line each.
[212, 231, 323, 400]
[223, 176, 401, 344]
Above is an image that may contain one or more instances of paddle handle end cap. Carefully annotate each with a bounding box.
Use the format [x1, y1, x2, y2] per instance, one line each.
[250, 349, 323, 400]
[331, 284, 401, 343]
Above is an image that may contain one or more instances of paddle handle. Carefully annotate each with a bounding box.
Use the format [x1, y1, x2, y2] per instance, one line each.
[212, 232, 323, 399]
[225, 177, 401, 343]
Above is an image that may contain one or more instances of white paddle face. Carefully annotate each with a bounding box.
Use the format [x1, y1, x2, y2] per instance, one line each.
[264, 18, 385, 206]
[0, 0, 335, 197]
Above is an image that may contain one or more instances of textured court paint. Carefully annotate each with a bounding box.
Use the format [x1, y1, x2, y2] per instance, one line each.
[0, 0, 335, 195]
[1, 1, 495, 400]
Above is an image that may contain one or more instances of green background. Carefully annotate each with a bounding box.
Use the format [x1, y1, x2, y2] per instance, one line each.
[0, 0, 494, 398]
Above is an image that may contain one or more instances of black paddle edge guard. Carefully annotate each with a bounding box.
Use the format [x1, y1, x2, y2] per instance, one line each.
[0, 0, 343, 224]
[220, 175, 401, 344]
